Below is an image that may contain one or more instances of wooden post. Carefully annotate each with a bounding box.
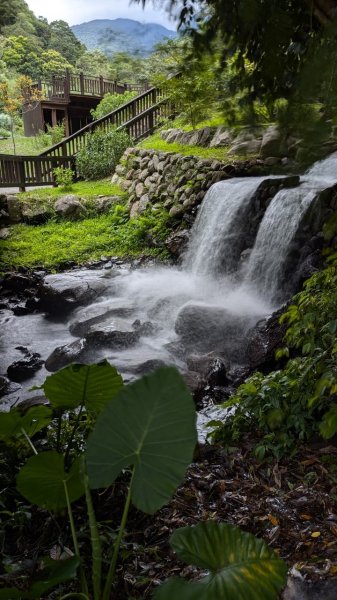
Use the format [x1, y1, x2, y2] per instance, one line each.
[18, 158, 26, 192]
[51, 109, 57, 127]
[80, 72, 85, 95]
[65, 69, 71, 99]
[99, 75, 104, 97]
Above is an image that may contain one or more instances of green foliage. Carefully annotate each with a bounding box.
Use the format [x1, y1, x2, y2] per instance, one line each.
[47, 121, 65, 144]
[0, 203, 170, 269]
[139, 132, 231, 160]
[0, 406, 52, 441]
[43, 362, 123, 413]
[0, 556, 80, 599]
[155, 522, 287, 600]
[91, 91, 137, 120]
[53, 166, 74, 191]
[213, 252, 337, 456]
[48, 20, 85, 65]
[2, 35, 74, 79]
[17, 452, 84, 512]
[76, 127, 131, 180]
[87, 367, 198, 513]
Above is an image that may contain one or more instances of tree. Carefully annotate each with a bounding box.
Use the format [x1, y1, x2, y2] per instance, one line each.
[2, 36, 73, 79]
[0, 75, 42, 153]
[75, 50, 111, 78]
[49, 20, 85, 65]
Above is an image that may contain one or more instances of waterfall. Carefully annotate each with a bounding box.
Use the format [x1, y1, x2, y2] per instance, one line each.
[183, 177, 266, 276]
[242, 184, 317, 303]
[243, 151, 337, 304]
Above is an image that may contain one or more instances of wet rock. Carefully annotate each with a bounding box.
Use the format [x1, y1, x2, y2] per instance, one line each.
[182, 370, 206, 402]
[2, 273, 35, 292]
[245, 307, 288, 370]
[16, 396, 49, 413]
[85, 329, 140, 350]
[45, 338, 88, 372]
[0, 376, 10, 397]
[54, 195, 87, 220]
[132, 319, 156, 336]
[12, 303, 30, 316]
[7, 352, 44, 382]
[187, 352, 228, 386]
[130, 359, 166, 375]
[165, 229, 190, 256]
[38, 271, 109, 315]
[70, 307, 134, 337]
[175, 303, 245, 352]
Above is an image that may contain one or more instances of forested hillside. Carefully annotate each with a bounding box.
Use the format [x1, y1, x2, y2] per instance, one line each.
[71, 18, 177, 57]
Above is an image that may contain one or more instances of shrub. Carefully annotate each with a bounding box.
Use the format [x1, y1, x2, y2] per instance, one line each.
[53, 166, 74, 190]
[212, 251, 337, 458]
[0, 126, 11, 138]
[76, 127, 131, 180]
[91, 91, 137, 120]
[0, 112, 11, 131]
[47, 122, 65, 145]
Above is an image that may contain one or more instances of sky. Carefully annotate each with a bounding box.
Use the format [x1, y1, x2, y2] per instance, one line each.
[25, 0, 176, 30]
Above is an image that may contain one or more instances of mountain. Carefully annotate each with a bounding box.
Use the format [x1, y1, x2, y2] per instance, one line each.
[71, 18, 177, 57]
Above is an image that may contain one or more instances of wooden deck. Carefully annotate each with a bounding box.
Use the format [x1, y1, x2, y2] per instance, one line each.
[1, 86, 174, 191]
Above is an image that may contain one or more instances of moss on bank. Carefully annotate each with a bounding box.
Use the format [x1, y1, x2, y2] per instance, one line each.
[0, 204, 171, 270]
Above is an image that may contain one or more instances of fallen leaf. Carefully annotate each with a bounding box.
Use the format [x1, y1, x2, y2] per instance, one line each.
[311, 531, 321, 538]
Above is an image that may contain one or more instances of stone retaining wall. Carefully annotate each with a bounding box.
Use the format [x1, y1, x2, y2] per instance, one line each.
[112, 147, 271, 219]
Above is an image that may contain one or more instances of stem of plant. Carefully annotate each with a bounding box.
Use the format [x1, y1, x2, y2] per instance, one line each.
[65, 370, 90, 470]
[63, 479, 89, 597]
[59, 594, 90, 600]
[21, 428, 38, 455]
[84, 473, 102, 600]
[56, 412, 62, 453]
[102, 470, 134, 600]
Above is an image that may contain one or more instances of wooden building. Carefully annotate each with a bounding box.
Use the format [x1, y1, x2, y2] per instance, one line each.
[23, 71, 146, 137]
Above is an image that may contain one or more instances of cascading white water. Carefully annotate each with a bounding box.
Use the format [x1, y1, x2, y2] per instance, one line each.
[242, 151, 337, 304]
[183, 177, 266, 275]
[242, 184, 316, 303]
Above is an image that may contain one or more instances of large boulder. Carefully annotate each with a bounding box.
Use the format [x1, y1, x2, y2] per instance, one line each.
[260, 125, 286, 158]
[38, 271, 110, 315]
[244, 307, 288, 370]
[175, 302, 246, 352]
[45, 338, 87, 372]
[7, 351, 44, 382]
[165, 230, 190, 257]
[54, 195, 87, 220]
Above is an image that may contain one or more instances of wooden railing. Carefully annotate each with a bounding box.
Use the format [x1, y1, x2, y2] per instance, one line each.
[0, 85, 174, 190]
[40, 87, 171, 158]
[0, 154, 75, 190]
[32, 71, 149, 102]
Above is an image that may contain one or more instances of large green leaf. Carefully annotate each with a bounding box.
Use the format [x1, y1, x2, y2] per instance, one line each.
[154, 522, 288, 600]
[0, 556, 80, 599]
[43, 360, 123, 412]
[0, 406, 52, 441]
[16, 451, 84, 512]
[86, 367, 197, 514]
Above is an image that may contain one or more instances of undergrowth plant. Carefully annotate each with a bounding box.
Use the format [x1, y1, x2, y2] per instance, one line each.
[0, 362, 287, 600]
[76, 127, 131, 180]
[53, 166, 74, 191]
[212, 250, 337, 458]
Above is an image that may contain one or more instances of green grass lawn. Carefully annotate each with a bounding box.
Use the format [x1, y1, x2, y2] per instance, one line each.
[138, 132, 231, 161]
[0, 133, 52, 156]
[19, 181, 124, 200]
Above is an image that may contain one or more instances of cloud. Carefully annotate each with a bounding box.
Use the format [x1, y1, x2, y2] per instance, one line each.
[26, 0, 176, 29]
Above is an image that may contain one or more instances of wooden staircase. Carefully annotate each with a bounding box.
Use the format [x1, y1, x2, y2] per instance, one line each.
[0, 86, 173, 191]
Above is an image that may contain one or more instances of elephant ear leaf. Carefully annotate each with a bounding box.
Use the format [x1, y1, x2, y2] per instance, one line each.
[0, 406, 52, 442]
[154, 522, 288, 600]
[43, 360, 123, 412]
[86, 366, 197, 514]
[17, 451, 84, 513]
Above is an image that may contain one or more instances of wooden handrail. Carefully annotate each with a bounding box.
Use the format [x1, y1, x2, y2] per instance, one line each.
[39, 86, 163, 157]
